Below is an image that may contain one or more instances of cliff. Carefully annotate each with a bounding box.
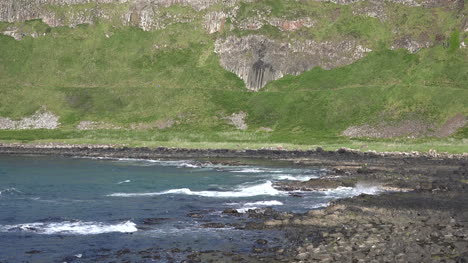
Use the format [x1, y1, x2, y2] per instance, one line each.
[1, 0, 466, 90]
[0, 0, 466, 140]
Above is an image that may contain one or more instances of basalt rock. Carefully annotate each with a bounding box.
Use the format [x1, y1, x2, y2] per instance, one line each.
[214, 35, 371, 91]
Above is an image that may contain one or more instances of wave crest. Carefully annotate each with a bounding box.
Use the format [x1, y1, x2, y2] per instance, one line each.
[0, 220, 137, 235]
[108, 181, 284, 198]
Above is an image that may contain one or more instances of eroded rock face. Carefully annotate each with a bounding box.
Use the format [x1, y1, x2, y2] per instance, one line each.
[391, 36, 432, 53]
[324, 0, 462, 8]
[215, 35, 371, 91]
[0, 28, 45, 40]
[0, 0, 123, 24]
[237, 17, 315, 32]
[0, 0, 218, 28]
[0, 110, 60, 130]
[203, 11, 226, 34]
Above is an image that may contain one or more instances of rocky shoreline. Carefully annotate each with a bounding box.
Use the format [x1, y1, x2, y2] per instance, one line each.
[1, 143, 467, 262]
[0, 142, 466, 160]
[199, 148, 468, 262]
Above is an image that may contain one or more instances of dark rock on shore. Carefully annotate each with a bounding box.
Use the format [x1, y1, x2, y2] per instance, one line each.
[264, 152, 468, 262]
[142, 217, 170, 225]
[201, 223, 226, 228]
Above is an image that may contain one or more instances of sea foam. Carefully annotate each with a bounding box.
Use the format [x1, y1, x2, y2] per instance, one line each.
[323, 183, 381, 198]
[108, 181, 284, 198]
[0, 220, 137, 235]
[236, 200, 284, 213]
[273, 174, 319, 181]
[0, 188, 22, 196]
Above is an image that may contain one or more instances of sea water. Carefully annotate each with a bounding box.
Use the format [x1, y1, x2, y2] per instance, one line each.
[0, 155, 379, 262]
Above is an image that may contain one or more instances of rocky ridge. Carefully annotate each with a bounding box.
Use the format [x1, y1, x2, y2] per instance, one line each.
[0, 0, 462, 26]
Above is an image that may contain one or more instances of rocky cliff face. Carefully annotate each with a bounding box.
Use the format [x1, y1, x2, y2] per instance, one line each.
[0, 0, 461, 26]
[215, 35, 371, 91]
[0, 0, 123, 24]
[0, 0, 464, 90]
[0, 0, 218, 29]
[326, 0, 461, 7]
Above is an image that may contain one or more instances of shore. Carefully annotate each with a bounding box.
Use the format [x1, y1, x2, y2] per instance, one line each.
[0, 142, 466, 160]
[1, 143, 467, 262]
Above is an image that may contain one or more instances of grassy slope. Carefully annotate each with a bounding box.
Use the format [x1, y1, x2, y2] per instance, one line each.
[0, 3, 467, 153]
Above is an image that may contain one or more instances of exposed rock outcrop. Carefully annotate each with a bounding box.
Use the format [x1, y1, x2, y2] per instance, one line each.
[224, 111, 248, 130]
[237, 17, 315, 32]
[215, 35, 371, 91]
[325, 0, 462, 8]
[1, 0, 460, 28]
[391, 36, 432, 53]
[0, 0, 123, 25]
[0, 28, 45, 40]
[0, 110, 60, 130]
[0, 0, 217, 30]
[203, 11, 226, 34]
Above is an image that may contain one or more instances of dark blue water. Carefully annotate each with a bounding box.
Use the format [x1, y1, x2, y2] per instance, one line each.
[0, 155, 375, 262]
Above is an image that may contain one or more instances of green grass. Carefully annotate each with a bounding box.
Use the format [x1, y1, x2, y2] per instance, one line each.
[0, 2, 467, 153]
[0, 129, 466, 153]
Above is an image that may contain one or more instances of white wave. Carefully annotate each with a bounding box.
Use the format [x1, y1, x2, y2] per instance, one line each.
[115, 158, 201, 168]
[0, 188, 22, 196]
[108, 181, 284, 198]
[323, 183, 381, 198]
[0, 221, 137, 235]
[232, 200, 284, 213]
[86, 156, 201, 169]
[179, 163, 199, 168]
[273, 174, 318, 181]
[306, 202, 330, 209]
[237, 207, 258, 213]
[230, 168, 266, 173]
[243, 200, 284, 206]
[117, 180, 131, 184]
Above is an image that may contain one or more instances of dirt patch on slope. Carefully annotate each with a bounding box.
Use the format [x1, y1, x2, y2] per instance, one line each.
[342, 120, 432, 138]
[436, 113, 467, 137]
[342, 114, 466, 138]
[76, 121, 121, 130]
[130, 119, 176, 130]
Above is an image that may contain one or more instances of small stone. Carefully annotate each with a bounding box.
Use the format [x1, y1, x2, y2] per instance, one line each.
[222, 208, 239, 215]
[252, 247, 264, 253]
[295, 252, 309, 260]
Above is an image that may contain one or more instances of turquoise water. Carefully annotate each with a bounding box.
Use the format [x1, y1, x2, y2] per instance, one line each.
[0, 155, 375, 262]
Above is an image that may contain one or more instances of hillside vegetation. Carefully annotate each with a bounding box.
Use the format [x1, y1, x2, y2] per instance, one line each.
[0, 0, 467, 152]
